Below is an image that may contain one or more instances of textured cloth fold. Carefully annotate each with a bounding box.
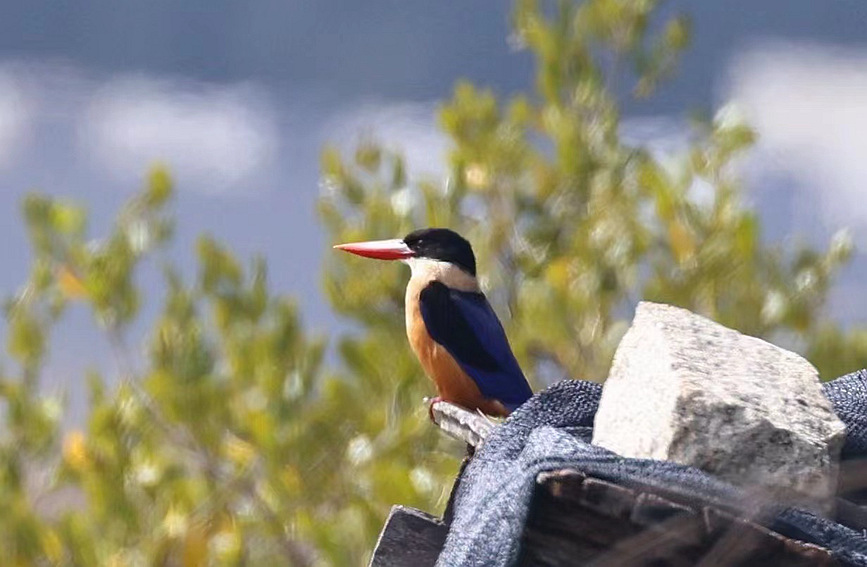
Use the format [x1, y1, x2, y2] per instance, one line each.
[436, 370, 867, 567]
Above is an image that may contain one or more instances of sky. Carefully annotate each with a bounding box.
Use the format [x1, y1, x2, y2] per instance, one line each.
[1, 1, 867, 417]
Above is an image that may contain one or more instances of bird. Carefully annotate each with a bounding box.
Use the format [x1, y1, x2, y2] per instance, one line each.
[334, 228, 533, 417]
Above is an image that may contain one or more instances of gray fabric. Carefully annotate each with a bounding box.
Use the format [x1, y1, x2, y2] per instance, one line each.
[437, 371, 867, 567]
[825, 369, 867, 459]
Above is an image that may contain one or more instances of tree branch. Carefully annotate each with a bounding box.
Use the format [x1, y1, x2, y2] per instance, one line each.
[429, 401, 496, 448]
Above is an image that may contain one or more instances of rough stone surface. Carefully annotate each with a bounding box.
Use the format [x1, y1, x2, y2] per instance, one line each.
[592, 302, 846, 506]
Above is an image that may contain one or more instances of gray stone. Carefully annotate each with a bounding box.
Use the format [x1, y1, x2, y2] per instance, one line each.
[592, 302, 846, 506]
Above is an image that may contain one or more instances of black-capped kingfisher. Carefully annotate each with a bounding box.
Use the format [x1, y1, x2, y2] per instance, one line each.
[334, 228, 533, 417]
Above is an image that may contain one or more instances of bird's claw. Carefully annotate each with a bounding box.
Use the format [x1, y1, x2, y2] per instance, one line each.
[426, 396, 443, 422]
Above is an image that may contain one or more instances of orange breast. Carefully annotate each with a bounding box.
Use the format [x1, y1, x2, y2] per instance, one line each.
[405, 280, 508, 416]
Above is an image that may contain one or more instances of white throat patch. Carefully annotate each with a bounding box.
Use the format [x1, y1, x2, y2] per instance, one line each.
[405, 257, 479, 292]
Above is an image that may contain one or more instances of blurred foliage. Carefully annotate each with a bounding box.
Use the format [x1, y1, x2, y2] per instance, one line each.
[2, 169, 454, 566]
[2, 0, 867, 565]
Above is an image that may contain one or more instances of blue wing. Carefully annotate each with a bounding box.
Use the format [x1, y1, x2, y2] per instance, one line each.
[419, 281, 533, 410]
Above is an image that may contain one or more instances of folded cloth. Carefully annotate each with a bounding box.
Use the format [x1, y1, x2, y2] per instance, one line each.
[825, 369, 867, 459]
[436, 370, 867, 567]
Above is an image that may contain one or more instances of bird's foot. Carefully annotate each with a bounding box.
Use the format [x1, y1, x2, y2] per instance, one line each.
[425, 396, 444, 422]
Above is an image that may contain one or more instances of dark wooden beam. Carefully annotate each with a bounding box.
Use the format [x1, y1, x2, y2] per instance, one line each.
[368, 506, 448, 567]
[520, 471, 837, 566]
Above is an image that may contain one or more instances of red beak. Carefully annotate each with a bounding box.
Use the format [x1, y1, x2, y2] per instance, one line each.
[333, 238, 415, 261]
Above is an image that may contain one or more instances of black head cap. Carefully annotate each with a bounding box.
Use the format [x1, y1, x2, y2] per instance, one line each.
[403, 228, 476, 276]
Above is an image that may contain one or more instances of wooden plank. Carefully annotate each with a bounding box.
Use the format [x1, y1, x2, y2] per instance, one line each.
[520, 494, 625, 565]
[701, 508, 836, 567]
[537, 469, 587, 501]
[520, 526, 608, 566]
[630, 492, 695, 527]
[523, 470, 838, 566]
[578, 478, 636, 521]
[588, 516, 707, 567]
[368, 506, 448, 567]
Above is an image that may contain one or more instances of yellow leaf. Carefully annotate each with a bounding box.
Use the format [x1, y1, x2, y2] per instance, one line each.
[41, 529, 63, 563]
[464, 163, 490, 189]
[62, 430, 90, 472]
[105, 553, 127, 567]
[147, 165, 173, 206]
[182, 523, 209, 567]
[57, 266, 88, 299]
[668, 220, 696, 263]
[281, 465, 303, 494]
[544, 257, 571, 289]
[210, 519, 242, 562]
[222, 433, 256, 467]
[163, 507, 189, 538]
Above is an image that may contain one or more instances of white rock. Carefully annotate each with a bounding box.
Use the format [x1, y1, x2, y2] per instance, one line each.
[592, 302, 846, 505]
